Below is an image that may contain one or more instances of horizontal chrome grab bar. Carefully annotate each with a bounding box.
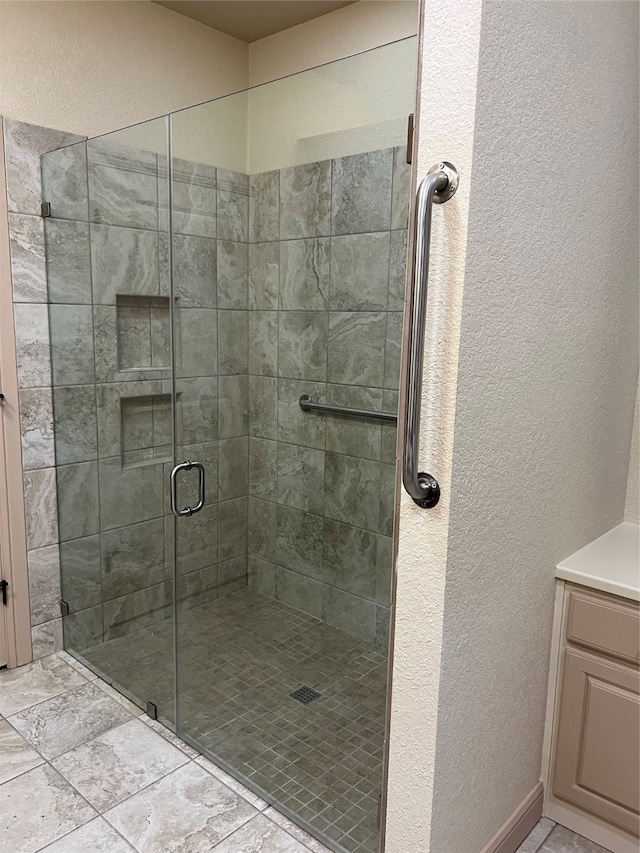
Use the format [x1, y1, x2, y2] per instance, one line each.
[299, 395, 398, 423]
[402, 162, 459, 509]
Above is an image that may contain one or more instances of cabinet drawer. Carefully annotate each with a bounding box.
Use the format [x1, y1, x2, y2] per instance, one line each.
[565, 588, 640, 665]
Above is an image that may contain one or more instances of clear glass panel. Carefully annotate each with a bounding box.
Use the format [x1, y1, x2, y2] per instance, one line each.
[44, 117, 175, 721]
[170, 38, 417, 853]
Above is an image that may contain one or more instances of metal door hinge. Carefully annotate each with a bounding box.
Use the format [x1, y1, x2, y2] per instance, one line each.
[407, 113, 415, 165]
[60, 599, 70, 617]
[0, 579, 8, 606]
[41, 201, 51, 218]
[147, 701, 158, 720]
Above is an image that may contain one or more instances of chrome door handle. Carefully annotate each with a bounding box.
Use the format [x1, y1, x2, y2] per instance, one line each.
[170, 461, 205, 517]
[402, 162, 458, 508]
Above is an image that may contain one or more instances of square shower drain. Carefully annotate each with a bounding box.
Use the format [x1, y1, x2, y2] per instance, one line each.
[290, 685, 321, 705]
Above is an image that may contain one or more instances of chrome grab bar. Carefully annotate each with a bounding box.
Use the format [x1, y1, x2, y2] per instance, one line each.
[402, 162, 459, 508]
[170, 460, 205, 517]
[299, 395, 397, 423]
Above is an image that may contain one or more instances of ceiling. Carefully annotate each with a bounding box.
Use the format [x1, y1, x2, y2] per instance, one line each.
[153, 1, 358, 43]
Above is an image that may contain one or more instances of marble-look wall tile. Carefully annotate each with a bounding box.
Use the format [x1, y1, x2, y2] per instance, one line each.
[374, 605, 390, 650]
[28, 544, 62, 625]
[174, 564, 218, 611]
[218, 436, 248, 501]
[91, 224, 159, 305]
[378, 462, 396, 536]
[172, 502, 218, 576]
[376, 534, 393, 606]
[3, 118, 85, 215]
[102, 583, 166, 640]
[278, 312, 328, 382]
[248, 438, 277, 501]
[249, 170, 279, 243]
[391, 145, 411, 231]
[325, 385, 382, 461]
[323, 519, 377, 598]
[279, 238, 329, 311]
[218, 310, 248, 375]
[275, 566, 322, 619]
[217, 240, 248, 309]
[248, 311, 278, 377]
[23, 467, 58, 549]
[381, 389, 399, 464]
[13, 303, 51, 388]
[248, 243, 278, 310]
[324, 452, 380, 532]
[49, 305, 95, 386]
[247, 556, 276, 597]
[218, 375, 249, 438]
[57, 461, 100, 541]
[276, 443, 324, 515]
[218, 498, 248, 562]
[19, 387, 55, 470]
[59, 535, 102, 611]
[31, 618, 64, 659]
[98, 457, 164, 531]
[217, 169, 248, 242]
[9, 213, 47, 303]
[63, 605, 104, 652]
[276, 378, 326, 450]
[218, 554, 247, 597]
[175, 377, 217, 447]
[53, 385, 98, 465]
[383, 312, 403, 390]
[248, 497, 276, 563]
[45, 219, 92, 304]
[276, 505, 323, 580]
[329, 232, 390, 311]
[178, 308, 217, 378]
[101, 518, 165, 601]
[327, 312, 386, 387]
[279, 160, 331, 240]
[88, 140, 158, 230]
[170, 159, 216, 238]
[321, 585, 376, 643]
[331, 149, 393, 235]
[41, 140, 89, 222]
[248, 375, 277, 440]
[388, 229, 408, 311]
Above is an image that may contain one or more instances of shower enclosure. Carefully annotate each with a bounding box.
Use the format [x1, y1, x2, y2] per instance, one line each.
[42, 38, 416, 853]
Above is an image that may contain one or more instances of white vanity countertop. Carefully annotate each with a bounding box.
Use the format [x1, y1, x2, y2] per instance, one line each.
[556, 522, 640, 601]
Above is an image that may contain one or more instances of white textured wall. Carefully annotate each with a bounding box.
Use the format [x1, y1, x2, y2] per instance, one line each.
[246, 1, 418, 173]
[428, 3, 639, 851]
[0, 0, 248, 137]
[385, 0, 483, 848]
[625, 384, 639, 523]
[248, 0, 418, 86]
[247, 38, 417, 173]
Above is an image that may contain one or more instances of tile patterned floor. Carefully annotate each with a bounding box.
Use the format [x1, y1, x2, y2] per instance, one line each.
[65, 589, 388, 853]
[516, 818, 612, 853]
[0, 652, 331, 853]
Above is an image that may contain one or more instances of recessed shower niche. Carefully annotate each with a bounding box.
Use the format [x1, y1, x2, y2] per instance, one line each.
[116, 294, 171, 373]
[120, 393, 172, 468]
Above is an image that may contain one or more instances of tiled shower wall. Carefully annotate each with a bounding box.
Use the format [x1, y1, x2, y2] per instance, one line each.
[246, 147, 410, 648]
[46, 139, 251, 652]
[3, 118, 85, 659]
[3, 115, 409, 658]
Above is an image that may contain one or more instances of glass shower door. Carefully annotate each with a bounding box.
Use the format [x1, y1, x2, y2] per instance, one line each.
[170, 39, 416, 853]
[45, 117, 176, 720]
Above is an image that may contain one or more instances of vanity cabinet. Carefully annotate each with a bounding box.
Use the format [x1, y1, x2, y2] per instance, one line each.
[544, 576, 640, 852]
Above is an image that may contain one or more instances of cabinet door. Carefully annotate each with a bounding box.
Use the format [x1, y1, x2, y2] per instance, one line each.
[552, 647, 639, 835]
